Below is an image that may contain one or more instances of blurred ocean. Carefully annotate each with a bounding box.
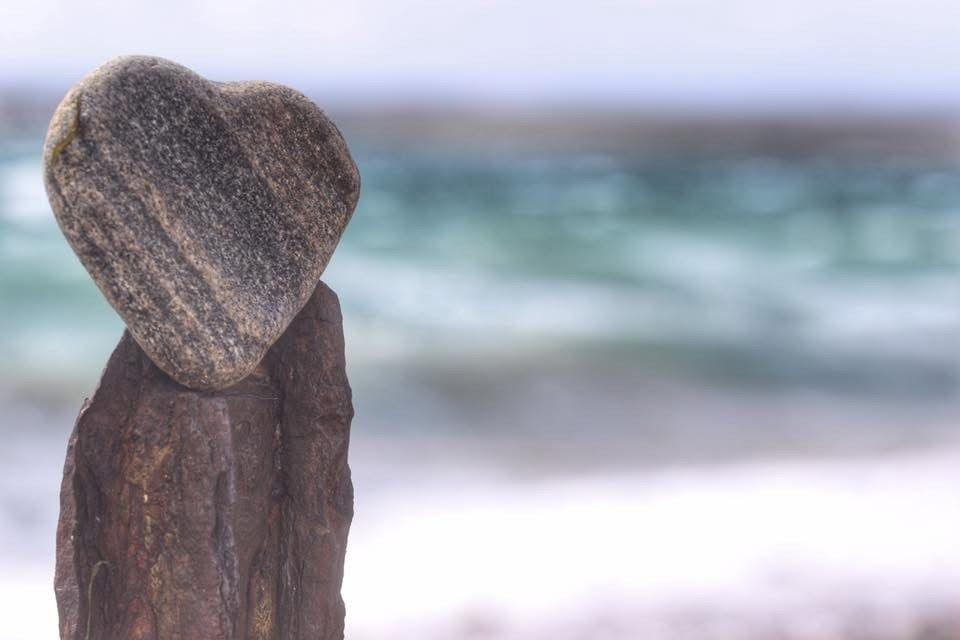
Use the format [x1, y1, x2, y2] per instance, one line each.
[3, 128, 959, 397]
[2, 114, 960, 639]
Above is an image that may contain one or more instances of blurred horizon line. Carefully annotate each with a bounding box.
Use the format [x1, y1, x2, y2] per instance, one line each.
[3, 87, 960, 158]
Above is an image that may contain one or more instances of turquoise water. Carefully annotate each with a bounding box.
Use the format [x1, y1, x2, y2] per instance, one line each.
[3, 131, 959, 640]
[1, 134, 959, 396]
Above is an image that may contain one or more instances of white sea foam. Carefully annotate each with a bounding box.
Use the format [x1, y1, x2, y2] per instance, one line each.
[8, 448, 960, 640]
[327, 251, 960, 385]
[0, 156, 49, 224]
[341, 449, 960, 639]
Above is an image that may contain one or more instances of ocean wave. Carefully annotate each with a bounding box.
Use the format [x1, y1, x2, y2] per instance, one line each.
[1, 149, 958, 392]
[0, 155, 48, 225]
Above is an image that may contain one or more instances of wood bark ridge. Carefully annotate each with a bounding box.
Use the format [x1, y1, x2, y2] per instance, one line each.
[55, 282, 354, 640]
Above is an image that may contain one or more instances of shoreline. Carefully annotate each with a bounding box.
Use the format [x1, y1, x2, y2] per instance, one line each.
[6, 442, 960, 640]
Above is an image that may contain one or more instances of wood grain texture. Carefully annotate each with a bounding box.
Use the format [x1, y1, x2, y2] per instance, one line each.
[55, 282, 354, 640]
[43, 56, 361, 390]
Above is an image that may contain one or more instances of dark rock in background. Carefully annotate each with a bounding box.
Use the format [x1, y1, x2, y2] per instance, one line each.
[55, 282, 353, 640]
[43, 56, 360, 390]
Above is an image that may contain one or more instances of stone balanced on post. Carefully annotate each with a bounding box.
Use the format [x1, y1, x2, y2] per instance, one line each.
[43, 56, 361, 639]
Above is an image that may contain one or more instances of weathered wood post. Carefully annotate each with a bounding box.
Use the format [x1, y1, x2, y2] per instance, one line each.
[42, 56, 361, 639]
[55, 283, 353, 639]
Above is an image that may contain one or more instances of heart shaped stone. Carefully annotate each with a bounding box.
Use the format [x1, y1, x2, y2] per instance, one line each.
[43, 56, 360, 390]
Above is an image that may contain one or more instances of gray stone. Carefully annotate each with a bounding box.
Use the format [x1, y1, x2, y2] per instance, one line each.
[43, 55, 360, 390]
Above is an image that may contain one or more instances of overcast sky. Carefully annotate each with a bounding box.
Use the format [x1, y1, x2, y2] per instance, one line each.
[2, 0, 960, 107]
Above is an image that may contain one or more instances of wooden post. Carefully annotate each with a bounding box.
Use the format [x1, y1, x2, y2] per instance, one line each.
[54, 282, 354, 640]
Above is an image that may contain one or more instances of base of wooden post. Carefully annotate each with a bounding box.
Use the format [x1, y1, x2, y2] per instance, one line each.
[54, 282, 354, 640]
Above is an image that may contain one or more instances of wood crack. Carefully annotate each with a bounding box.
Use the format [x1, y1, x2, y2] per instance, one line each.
[55, 282, 352, 640]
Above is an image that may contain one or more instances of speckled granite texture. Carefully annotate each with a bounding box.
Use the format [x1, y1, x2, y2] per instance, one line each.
[43, 55, 360, 389]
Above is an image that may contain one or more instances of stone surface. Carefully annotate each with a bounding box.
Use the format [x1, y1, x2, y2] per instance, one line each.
[55, 282, 354, 640]
[43, 55, 360, 390]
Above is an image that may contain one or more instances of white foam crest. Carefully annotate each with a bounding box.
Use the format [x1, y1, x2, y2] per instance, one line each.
[343, 449, 960, 638]
[0, 156, 49, 225]
[328, 255, 689, 341]
[328, 250, 960, 367]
